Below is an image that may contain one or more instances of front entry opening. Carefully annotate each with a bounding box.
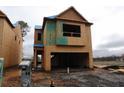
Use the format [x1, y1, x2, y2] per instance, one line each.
[51, 52, 89, 70]
[36, 50, 43, 69]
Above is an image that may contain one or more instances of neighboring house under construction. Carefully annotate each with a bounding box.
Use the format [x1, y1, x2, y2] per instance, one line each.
[0, 10, 23, 68]
[34, 6, 93, 71]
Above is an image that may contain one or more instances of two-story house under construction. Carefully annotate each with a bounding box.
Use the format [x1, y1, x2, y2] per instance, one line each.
[34, 6, 93, 71]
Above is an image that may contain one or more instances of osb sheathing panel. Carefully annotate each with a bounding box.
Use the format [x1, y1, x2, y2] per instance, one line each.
[43, 45, 93, 71]
[45, 46, 90, 53]
[85, 25, 93, 68]
[46, 21, 56, 45]
[2, 19, 22, 68]
[0, 19, 4, 56]
[57, 8, 85, 22]
[13, 26, 23, 65]
[56, 20, 86, 46]
[2, 20, 14, 67]
[45, 20, 88, 46]
[43, 22, 47, 46]
[56, 20, 68, 45]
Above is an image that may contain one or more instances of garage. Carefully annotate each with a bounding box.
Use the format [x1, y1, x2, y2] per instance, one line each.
[51, 52, 89, 70]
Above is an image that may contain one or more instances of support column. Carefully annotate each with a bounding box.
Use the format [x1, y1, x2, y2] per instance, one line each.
[42, 50, 44, 69]
[34, 48, 37, 68]
[44, 48, 51, 71]
[88, 53, 93, 68]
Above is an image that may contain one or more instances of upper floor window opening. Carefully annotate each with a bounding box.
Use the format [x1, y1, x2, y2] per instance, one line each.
[38, 33, 41, 41]
[63, 24, 81, 37]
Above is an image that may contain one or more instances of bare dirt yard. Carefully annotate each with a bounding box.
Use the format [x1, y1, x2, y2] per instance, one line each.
[2, 61, 124, 87]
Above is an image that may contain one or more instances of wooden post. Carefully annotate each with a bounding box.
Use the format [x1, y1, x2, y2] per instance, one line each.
[67, 67, 70, 74]
[34, 49, 37, 68]
[50, 80, 55, 87]
[44, 50, 51, 71]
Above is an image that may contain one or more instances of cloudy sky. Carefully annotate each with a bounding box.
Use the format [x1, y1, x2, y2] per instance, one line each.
[0, 0, 124, 58]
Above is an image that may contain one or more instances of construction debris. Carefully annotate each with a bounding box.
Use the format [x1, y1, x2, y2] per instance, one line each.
[50, 80, 55, 87]
[2, 66, 124, 87]
[19, 61, 32, 87]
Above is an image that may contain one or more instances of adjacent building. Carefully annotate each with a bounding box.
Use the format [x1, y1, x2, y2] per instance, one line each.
[34, 6, 93, 71]
[0, 10, 23, 68]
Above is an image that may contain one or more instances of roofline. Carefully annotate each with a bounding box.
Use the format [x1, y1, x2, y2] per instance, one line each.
[42, 17, 57, 30]
[56, 18, 93, 25]
[56, 6, 88, 22]
[34, 25, 42, 30]
[42, 16, 92, 30]
[0, 11, 15, 28]
[42, 6, 93, 30]
[35, 27, 42, 30]
[35, 28, 42, 30]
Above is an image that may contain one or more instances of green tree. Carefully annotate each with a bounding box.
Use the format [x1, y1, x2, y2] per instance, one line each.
[16, 21, 30, 37]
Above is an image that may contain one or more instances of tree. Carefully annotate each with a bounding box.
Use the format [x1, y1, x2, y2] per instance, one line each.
[16, 21, 30, 37]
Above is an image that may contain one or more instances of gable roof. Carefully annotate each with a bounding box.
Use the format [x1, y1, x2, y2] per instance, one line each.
[56, 6, 88, 22]
[0, 10, 5, 16]
[0, 10, 14, 28]
[42, 6, 93, 30]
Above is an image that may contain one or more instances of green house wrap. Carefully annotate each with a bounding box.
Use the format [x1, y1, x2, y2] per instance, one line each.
[46, 21, 56, 45]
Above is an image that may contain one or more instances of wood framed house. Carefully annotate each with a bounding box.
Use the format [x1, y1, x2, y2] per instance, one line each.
[0, 10, 23, 68]
[34, 6, 93, 71]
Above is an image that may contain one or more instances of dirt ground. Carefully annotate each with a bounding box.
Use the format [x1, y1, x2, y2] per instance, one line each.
[94, 61, 124, 67]
[2, 61, 124, 87]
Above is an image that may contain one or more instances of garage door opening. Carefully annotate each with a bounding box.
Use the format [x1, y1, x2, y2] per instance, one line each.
[51, 53, 89, 70]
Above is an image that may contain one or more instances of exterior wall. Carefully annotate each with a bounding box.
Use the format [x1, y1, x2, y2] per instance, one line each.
[0, 18, 4, 57]
[0, 18, 22, 68]
[44, 20, 92, 47]
[43, 20, 93, 71]
[45, 21, 56, 46]
[34, 29, 43, 67]
[85, 25, 93, 68]
[57, 8, 85, 22]
[2, 19, 14, 67]
[13, 26, 23, 67]
[56, 20, 86, 46]
[43, 45, 93, 71]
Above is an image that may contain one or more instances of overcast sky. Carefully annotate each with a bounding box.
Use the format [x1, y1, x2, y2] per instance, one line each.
[0, 0, 124, 58]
